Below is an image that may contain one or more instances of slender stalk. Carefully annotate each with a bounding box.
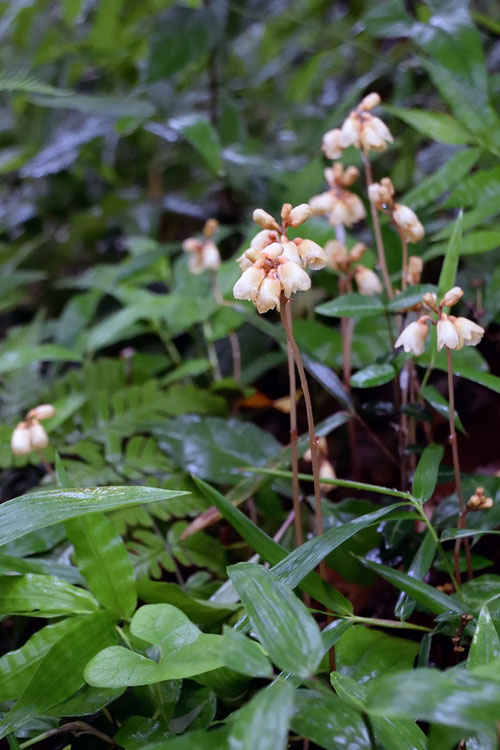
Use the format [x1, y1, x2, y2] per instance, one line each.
[7, 734, 21, 750]
[280, 295, 326, 580]
[339, 274, 360, 480]
[399, 232, 409, 292]
[211, 271, 242, 383]
[446, 348, 473, 583]
[202, 320, 222, 380]
[37, 449, 56, 482]
[362, 151, 394, 299]
[363, 714, 378, 750]
[281, 299, 303, 548]
[412, 499, 462, 596]
[19, 722, 115, 749]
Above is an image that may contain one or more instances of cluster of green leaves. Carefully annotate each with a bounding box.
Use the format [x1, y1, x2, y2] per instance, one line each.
[1, 0, 500, 748]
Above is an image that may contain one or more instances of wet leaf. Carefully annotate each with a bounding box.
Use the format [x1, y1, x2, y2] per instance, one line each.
[228, 680, 295, 750]
[412, 443, 444, 502]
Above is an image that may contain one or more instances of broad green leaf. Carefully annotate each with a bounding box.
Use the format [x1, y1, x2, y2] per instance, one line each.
[114, 716, 171, 750]
[290, 689, 370, 750]
[330, 673, 427, 750]
[220, 627, 273, 678]
[0, 611, 117, 738]
[420, 384, 466, 434]
[0, 551, 82, 585]
[335, 626, 419, 683]
[358, 558, 466, 615]
[0, 618, 77, 701]
[0, 345, 80, 374]
[366, 667, 500, 731]
[0, 574, 98, 617]
[445, 166, 500, 208]
[316, 293, 384, 318]
[49, 684, 124, 717]
[171, 116, 222, 175]
[387, 284, 437, 312]
[85, 604, 224, 687]
[438, 211, 462, 301]
[468, 607, 500, 670]
[440, 529, 500, 542]
[32, 94, 155, 119]
[66, 513, 137, 618]
[137, 580, 237, 625]
[443, 366, 500, 395]
[0, 486, 188, 547]
[90, 0, 123, 50]
[157, 727, 230, 749]
[193, 476, 353, 615]
[227, 563, 323, 677]
[403, 148, 481, 210]
[425, 230, 500, 260]
[385, 106, 474, 144]
[412, 443, 444, 501]
[350, 363, 396, 388]
[395, 531, 437, 620]
[228, 681, 295, 750]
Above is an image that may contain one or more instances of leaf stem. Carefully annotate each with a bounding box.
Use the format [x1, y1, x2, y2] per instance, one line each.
[410, 499, 462, 598]
[19, 721, 115, 749]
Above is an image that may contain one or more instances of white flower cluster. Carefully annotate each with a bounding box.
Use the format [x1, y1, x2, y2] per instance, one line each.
[395, 286, 485, 356]
[309, 163, 366, 228]
[11, 404, 55, 456]
[233, 204, 327, 314]
[182, 218, 221, 274]
[467, 487, 493, 511]
[369, 177, 424, 244]
[322, 92, 393, 159]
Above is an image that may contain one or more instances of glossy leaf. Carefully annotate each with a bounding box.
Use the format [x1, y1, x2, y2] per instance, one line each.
[0, 611, 117, 738]
[438, 210, 462, 301]
[228, 680, 295, 750]
[220, 626, 273, 678]
[227, 563, 323, 677]
[316, 293, 384, 319]
[420, 384, 466, 434]
[395, 531, 437, 620]
[335, 626, 419, 683]
[403, 148, 481, 210]
[385, 106, 474, 144]
[290, 688, 370, 750]
[114, 716, 171, 750]
[387, 284, 437, 312]
[158, 727, 230, 749]
[0, 573, 98, 617]
[85, 604, 224, 687]
[412, 443, 444, 501]
[350, 362, 396, 388]
[468, 607, 500, 670]
[0, 486, 188, 547]
[137, 580, 237, 625]
[65, 513, 137, 617]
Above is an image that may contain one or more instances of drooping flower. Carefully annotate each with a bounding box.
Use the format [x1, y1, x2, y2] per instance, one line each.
[295, 239, 328, 269]
[392, 204, 425, 243]
[277, 260, 311, 298]
[354, 265, 383, 296]
[11, 403, 55, 456]
[11, 422, 32, 456]
[395, 319, 429, 356]
[333, 92, 393, 154]
[183, 218, 222, 274]
[255, 273, 282, 314]
[452, 317, 485, 347]
[440, 286, 464, 308]
[437, 314, 461, 351]
[309, 163, 366, 228]
[233, 265, 266, 302]
[406, 256, 423, 286]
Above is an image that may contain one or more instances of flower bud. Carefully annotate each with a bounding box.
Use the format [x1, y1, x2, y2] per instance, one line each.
[453, 317, 484, 347]
[203, 218, 219, 237]
[250, 229, 279, 251]
[262, 242, 283, 261]
[354, 265, 383, 296]
[392, 204, 424, 243]
[368, 180, 394, 208]
[201, 241, 221, 271]
[309, 192, 335, 215]
[255, 274, 282, 314]
[437, 314, 462, 351]
[182, 238, 202, 254]
[253, 208, 280, 231]
[281, 240, 302, 265]
[342, 166, 360, 186]
[422, 292, 437, 312]
[359, 115, 393, 153]
[296, 239, 328, 270]
[322, 128, 343, 159]
[28, 421, 49, 450]
[395, 319, 429, 356]
[359, 92, 381, 111]
[233, 265, 265, 302]
[289, 203, 312, 228]
[277, 261, 311, 298]
[27, 404, 55, 421]
[440, 286, 464, 308]
[319, 458, 336, 491]
[339, 114, 361, 149]
[11, 422, 32, 456]
[325, 240, 348, 270]
[348, 242, 367, 263]
[281, 203, 292, 224]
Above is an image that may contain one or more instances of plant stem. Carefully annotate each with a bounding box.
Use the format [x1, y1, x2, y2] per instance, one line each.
[339, 274, 360, 480]
[280, 295, 326, 580]
[281, 299, 303, 548]
[446, 348, 473, 584]
[37, 449, 56, 482]
[411, 499, 462, 597]
[362, 151, 394, 299]
[19, 722, 115, 749]
[202, 320, 222, 380]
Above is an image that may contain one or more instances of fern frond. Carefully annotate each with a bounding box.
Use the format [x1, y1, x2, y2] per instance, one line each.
[0, 72, 69, 96]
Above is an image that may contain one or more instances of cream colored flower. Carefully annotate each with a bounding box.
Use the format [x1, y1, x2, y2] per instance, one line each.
[437, 314, 461, 351]
[233, 265, 265, 302]
[201, 240, 221, 271]
[392, 204, 425, 243]
[11, 422, 31, 456]
[309, 192, 335, 215]
[277, 261, 311, 298]
[322, 128, 343, 159]
[309, 164, 366, 228]
[453, 317, 484, 347]
[26, 404, 55, 420]
[368, 177, 395, 209]
[355, 265, 383, 296]
[29, 421, 49, 450]
[406, 256, 423, 285]
[440, 286, 464, 308]
[349, 242, 367, 263]
[289, 203, 312, 228]
[255, 274, 281, 314]
[296, 239, 328, 270]
[253, 208, 280, 231]
[250, 229, 280, 251]
[395, 319, 429, 356]
[325, 240, 349, 271]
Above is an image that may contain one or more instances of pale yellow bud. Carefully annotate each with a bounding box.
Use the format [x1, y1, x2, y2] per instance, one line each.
[422, 292, 437, 312]
[359, 92, 381, 111]
[262, 242, 283, 261]
[289, 203, 312, 227]
[325, 240, 348, 270]
[250, 229, 279, 251]
[203, 218, 219, 237]
[29, 421, 49, 450]
[182, 237, 202, 254]
[322, 128, 343, 159]
[355, 265, 383, 296]
[11, 422, 32, 456]
[392, 204, 424, 243]
[296, 239, 328, 270]
[253, 208, 280, 231]
[201, 240, 221, 271]
[339, 114, 361, 149]
[440, 286, 464, 308]
[342, 166, 360, 187]
[368, 181, 394, 208]
[233, 265, 265, 302]
[255, 274, 282, 314]
[27, 404, 55, 421]
[437, 314, 461, 351]
[319, 458, 336, 491]
[395, 319, 429, 356]
[360, 115, 393, 153]
[277, 261, 311, 298]
[281, 203, 292, 224]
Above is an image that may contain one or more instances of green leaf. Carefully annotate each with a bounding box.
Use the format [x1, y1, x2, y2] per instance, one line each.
[445, 166, 500, 208]
[193, 476, 353, 615]
[290, 689, 370, 750]
[385, 106, 474, 144]
[387, 284, 437, 312]
[137, 580, 237, 626]
[227, 563, 323, 677]
[316, 293, 384, 318]
[32, 94, 155, 119]
[425, 230, 500, 260]
[350, 363, 396, 388]
[65, 513, 137, 618]
[412, 443, 444, 501]
[228, 680, 295, 750]
[335, 626, 419, 682]
[49, 683, 124, 718]
[90, 0, 123, 50]
[420, 384, 466, 434]
[220, 626, 273, 678]
[358, 558, 466, 615]
[366, 667, 500, 731]
[0, 618, 78, 701]
[0, 574, 98, 617]
[468, 607, 500, 670]
[438, 211, 462, 301]
[114, 716, 171, 750]
[444, 366, 500, 395]
[403, 148, 481, 210]
[171, 116, 222, 175]
[85, 604, 224, 687]
[0, 486, 188, 547]
[0, 345, 80, 374]
[395, 531, 437, 620]
[0, 611, 117, 738]
[152, 727, 230, 749]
